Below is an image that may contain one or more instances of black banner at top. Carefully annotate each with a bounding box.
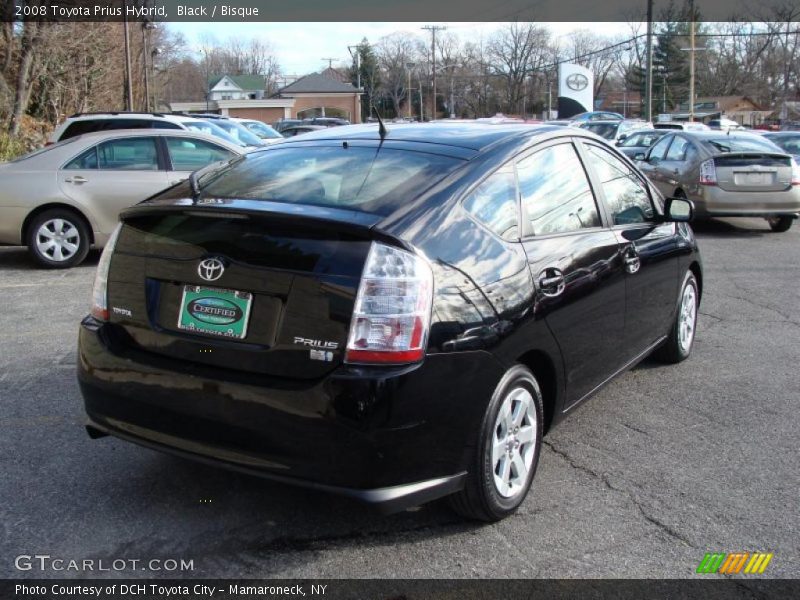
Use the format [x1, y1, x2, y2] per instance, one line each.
[1, 0, 774, 23]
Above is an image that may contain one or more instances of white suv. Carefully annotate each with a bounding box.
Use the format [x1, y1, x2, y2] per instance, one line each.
[48, 112, 247, 148]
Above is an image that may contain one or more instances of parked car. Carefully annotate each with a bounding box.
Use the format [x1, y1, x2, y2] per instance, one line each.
[0, 130, 243, 267]
[565, 111, 624, 123]
[579, 119, 652, 143]
[172, 118, 248, 148]
[762, 132, 800, 162]
[302, 117, 351, 127]
[707, 118, 744, 131]
[48, 112, 207, 145]
[78, 122, 701, 522]
[230, 118, 284, 142]
[636, 131, 800, 231]
[198, 117, 267, 148]
[616, 129, 669, 159]
[280, 125, 328, 137]
[273, 118, 304, 133]
[654, 121, 710, 131]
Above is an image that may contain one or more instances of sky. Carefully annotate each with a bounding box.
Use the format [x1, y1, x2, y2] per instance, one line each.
[169, 22, 634, 76]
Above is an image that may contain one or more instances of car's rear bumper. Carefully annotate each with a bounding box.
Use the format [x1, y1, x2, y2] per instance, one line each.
[78, 317, 505, 512]
[693, 186, 800, 217]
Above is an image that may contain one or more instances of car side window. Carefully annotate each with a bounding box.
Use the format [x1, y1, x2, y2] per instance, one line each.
[462, 164, 518, 240]
[584, 143, 655, 225]
[684, 142, 699, 164]
[517, 143, 601, 235]
[166, 137, 235, 171]
[665, 136, 689, 161]
[96, 137, 159, 171]
[64, 147, 98, 170]
[648, 134, 672, 160]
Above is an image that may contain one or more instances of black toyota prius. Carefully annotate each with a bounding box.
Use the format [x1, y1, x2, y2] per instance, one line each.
[78, 122, 702, 521]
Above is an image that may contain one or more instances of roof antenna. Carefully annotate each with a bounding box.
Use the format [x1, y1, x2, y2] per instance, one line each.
[371, 101, 389, 140]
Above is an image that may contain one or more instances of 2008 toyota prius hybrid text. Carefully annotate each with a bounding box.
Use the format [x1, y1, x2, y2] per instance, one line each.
[78, 123, 702, 521]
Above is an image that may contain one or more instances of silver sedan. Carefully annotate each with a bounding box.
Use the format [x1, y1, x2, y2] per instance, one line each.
[636, 131, 800, 232]
[0, 129, 244, 267]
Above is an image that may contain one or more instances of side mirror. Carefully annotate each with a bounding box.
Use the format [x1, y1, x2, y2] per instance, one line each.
[616, 134, 627, 145]
[634, 152, 647, 161]
[664, 197, 693, 222]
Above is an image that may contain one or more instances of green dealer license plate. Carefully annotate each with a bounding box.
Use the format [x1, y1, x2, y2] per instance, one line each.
[177, 286, 252, 339]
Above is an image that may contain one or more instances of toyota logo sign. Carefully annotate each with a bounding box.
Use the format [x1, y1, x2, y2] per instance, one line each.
[198, 258, 225, 282]
[566, 73, 589, 92]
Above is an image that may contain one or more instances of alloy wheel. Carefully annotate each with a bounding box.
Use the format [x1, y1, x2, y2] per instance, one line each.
[491, 386, 538, 498]
[678, 283, 697, 354]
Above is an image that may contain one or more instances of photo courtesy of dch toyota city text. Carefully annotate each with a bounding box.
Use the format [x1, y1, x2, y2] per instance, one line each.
[0, 0, 798, 598]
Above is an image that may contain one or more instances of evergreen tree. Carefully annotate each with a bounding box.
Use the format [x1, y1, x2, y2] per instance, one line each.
[350, 38, 381, 121]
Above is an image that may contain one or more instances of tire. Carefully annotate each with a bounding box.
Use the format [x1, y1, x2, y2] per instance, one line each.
[26, 208, 91, 268]
[449, 365, 544, 522]
[767, 216, 793, 232]
[654, 270, 699, 364]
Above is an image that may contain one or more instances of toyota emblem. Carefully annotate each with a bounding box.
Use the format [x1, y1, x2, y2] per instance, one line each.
[566, 73, 589, 92]
[198, 257, 225, 282]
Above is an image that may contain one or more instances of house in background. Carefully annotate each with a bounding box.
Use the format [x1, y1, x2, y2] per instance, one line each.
[670, 96, 771, 126]
[170, 70, 362, 124]
[207, 75, 268, 101]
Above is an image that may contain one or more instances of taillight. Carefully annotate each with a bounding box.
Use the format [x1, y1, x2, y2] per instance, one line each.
[699, 158, 717, 186]
[90, 223, 122, 321]
[791, 158, 800, 186]
[345, 242, 433, 365]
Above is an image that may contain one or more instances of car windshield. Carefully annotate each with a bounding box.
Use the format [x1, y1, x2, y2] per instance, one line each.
[702, 136, 783, 154]
[179, 120, 245, 147]
[207, 120, 264, 146]
[244, 121, 282, 139]
[581, 122, 619, 140]
[200, 145, 463, 216]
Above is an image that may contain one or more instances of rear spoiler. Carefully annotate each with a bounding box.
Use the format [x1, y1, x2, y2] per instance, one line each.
[119, 199, 412, 250]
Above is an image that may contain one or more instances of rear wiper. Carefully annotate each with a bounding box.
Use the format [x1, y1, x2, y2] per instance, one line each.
[190, 155, 247, 201]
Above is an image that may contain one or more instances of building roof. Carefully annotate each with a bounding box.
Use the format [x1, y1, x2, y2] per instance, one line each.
[678, 95, 766, 112]
[208, 74, 266, 91]
[279, 71, 358, 94]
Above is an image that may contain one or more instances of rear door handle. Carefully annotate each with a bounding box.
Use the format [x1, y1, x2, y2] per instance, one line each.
[64, 176, 87, 184]
[538, 269, 565, 297]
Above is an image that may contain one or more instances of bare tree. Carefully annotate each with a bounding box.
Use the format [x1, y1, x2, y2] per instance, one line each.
[488, 23, 551, 115]
[377, 32, 418, 115]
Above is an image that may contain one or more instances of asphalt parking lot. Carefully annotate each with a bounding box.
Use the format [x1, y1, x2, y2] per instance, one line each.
[1, 217, 798, 579]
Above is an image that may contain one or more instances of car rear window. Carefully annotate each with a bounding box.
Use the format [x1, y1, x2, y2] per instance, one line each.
[60, 119, 154, 141]
[703, 137, 783, 153]
[200, 146, 463, 215]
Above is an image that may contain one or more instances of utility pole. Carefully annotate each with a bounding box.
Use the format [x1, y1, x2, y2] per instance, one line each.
[644, 0, 653, 123]
[321, 58, 337, 69]
[680, 1, 706, 123]
[123, 2, 133, 111]
[689, 0, 695, 122]
[422, 25, 446, 121]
